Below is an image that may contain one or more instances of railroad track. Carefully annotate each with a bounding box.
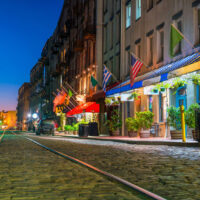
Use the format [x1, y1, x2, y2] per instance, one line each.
[0, 129, 6, 143]
[3, 131, 166, 200]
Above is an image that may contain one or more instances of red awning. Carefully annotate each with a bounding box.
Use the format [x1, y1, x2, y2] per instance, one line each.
[67, 102, 100, 116]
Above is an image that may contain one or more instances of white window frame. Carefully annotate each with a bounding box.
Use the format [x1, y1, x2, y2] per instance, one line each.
[136, 0, 141, 20]
[126, 2, 131, 28]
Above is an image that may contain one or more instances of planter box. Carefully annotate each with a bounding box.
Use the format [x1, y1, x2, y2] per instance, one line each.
[192, 129, 197, 140]
[170, 130, 182, 139]
[140, 129, 150, 138]
[111, 130, 120, 136]
[128, 131, 138, 137]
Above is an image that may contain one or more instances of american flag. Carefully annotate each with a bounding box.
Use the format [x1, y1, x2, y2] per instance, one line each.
[103, 65, 112, 92]
[130, 55, 143, 87]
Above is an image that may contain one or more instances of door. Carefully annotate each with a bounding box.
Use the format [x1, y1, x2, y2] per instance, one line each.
[176, 86, 187, 136]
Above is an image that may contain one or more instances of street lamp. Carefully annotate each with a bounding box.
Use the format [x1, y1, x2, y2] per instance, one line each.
[32, 113, 38, 119]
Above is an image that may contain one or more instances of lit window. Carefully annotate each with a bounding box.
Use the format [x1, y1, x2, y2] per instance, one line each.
[126, 3, 131, 28]
[136, 0, 141, 20]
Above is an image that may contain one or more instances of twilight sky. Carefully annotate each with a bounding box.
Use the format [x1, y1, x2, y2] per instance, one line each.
[0, 0, 64, 111]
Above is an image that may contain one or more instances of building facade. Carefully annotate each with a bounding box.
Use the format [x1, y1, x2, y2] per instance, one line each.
[17, 83, 31, 130]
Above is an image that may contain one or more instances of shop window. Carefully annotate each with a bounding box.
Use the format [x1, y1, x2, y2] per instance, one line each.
[136, 0, 141, 20]
[126, 2, 131, 28]
[197, 85, 200, 104]
[159, 93, 163, 122]
[149, 95, 153, 112]
[127, 102, 131, 117]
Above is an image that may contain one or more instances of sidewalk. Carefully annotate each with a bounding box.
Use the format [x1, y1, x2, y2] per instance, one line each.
[53, 132, 200, 147]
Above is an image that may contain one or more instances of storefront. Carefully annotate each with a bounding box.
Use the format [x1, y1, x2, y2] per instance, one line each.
[106, 52, 200, 138]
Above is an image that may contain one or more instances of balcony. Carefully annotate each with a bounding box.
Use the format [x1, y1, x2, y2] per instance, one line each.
[74, 40, 84, 52]
[83, 25, 96, 40]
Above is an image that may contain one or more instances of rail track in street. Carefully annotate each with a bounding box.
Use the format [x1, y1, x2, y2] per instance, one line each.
[0, 130, 166, 200]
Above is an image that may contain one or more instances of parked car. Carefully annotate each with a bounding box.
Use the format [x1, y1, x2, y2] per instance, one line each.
[36, 119, 56, 135]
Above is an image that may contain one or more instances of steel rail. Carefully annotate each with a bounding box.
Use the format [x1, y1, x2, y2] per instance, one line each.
[0, 129, 6, 143]
[10, 131, 166, 200]
[13, 133, 166, 200]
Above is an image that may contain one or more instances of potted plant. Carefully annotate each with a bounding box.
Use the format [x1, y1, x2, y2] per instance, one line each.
[128, 91, 139, 100]
[185, 103, 200, 140]
[170, 78, 187, 94]
[105, 109, 122, 136]
[136, 111, 154, 138]
[152, 82, 171, 93]
[190, 74, 200, 85]
[105, 98, 112, 106]
[125, 117, 139, 137]
[167, 106, 182, 139]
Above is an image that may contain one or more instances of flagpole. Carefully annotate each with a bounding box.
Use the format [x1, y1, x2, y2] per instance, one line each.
[171, 24, 200, 55]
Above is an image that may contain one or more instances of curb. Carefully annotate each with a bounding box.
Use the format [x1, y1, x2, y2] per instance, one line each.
[59, 135, 200, 147]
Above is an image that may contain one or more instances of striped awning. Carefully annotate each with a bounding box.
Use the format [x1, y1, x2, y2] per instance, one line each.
[106, 52, 200, 96]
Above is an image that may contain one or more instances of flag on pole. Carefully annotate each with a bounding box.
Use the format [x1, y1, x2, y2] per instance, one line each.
[68, 90, 73, 97]
[103, 65, 112, 92]
[170, 24, 184, 58]
[91, 75, 98, 87]
[130, 55, 143, 87]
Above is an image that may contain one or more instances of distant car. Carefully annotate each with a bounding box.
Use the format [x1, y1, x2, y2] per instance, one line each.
[36, 119, 56, 135]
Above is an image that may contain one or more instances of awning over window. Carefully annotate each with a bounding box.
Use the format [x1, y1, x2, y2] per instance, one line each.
[66, 102, 100, 116]
[106, 52, 200, 96]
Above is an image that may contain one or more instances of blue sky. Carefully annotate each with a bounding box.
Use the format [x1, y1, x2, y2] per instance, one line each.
[0, 0, 64, 110]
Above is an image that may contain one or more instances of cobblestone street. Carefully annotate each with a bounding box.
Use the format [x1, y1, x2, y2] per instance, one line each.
[28, 134, 200, 200]
[0, 134, 148, 200]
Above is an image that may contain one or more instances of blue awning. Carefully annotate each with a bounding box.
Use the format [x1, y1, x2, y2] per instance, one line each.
[106, 52, 200, 96]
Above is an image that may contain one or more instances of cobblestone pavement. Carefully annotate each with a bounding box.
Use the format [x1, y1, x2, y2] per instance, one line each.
[0, 134, 149, 200]
[28, 135, 200, 200]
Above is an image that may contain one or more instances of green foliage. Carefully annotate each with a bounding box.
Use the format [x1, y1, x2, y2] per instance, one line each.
[105, 98, 112, 105]
[152, 82, 171, 93]
[125, 117, 140, 132]
[136, 111, 154, 130]
[167, 106, 181, 130]
[190, 74, 200, 85]
[64, 125, 74, 131]
[57, 127, 62, 131]
[105, 109, 122, 132]
[170, 78, 187, 94]
[185, 103, 200, 128]
[128, 92, 139, 100]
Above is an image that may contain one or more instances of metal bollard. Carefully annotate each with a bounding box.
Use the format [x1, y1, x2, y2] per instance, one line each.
[180, 105, 186, 142]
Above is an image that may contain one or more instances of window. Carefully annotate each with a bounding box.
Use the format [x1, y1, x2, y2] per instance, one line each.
[157, 30, 164, 62]
[136, 0, 141, 20]
[104, 25, 107, 53]
[136, 43, 141, 59]
[104, 0, 108, 12]
[196, 9, 200, 45]
[147, 36, 153, 66]
[174, 20, 182, 55]
[149, 95, 153, 112]
[147, 0, 153, 11]
[126, 2, 131, 28]
[116, 14, 120, 42]
[197, 85, 200, 104]
[110, 21, 114, 49]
